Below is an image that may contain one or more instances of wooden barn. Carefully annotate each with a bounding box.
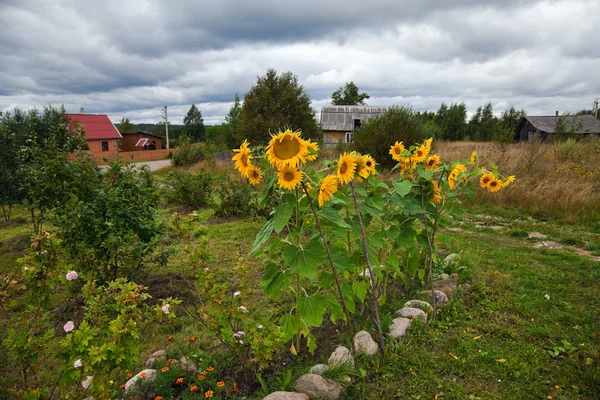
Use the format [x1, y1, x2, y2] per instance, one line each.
[320, 105, 388, 148]
[119, 131, 164, 151]
[515, 114, 600, 141]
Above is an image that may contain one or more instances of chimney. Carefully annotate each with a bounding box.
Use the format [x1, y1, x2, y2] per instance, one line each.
[80, 107, 85, 113]
[555, 110, 559, 117]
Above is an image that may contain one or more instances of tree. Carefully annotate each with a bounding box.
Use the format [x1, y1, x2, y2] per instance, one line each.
[116, 118, 135, 133]
[468, 103, 498, 141]
[238, 69, 320, 145]
[331, 82, 370, 105]
[183, 104, 205, 142]
[223, 93, 242, 149]
[435, 102, 468, 141]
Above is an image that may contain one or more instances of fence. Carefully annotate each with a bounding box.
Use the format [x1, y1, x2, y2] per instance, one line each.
[90, 148, 176, 164]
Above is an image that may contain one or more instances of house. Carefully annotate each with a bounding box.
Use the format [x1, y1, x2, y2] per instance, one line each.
[66, 113, 122, 156]
[119, 131, 164, 151]
[320, 105, 388, 148]
[515, 114, 600, 141]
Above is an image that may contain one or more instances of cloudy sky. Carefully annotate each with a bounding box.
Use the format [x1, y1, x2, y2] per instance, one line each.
[1, 0, 599, 125]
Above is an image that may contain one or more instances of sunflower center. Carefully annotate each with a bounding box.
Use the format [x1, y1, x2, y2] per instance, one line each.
[252, 170, 259, 179]
[416, 150, 423, 157]
[283, 171, 295, 182]
[339, 162, 348, 174]
[241, 153, 248, 166]
[490, 181, 498, 186]
[483, 177, 491, 183]
[366, 161, 372, 167]
[273, 136, 301, 160]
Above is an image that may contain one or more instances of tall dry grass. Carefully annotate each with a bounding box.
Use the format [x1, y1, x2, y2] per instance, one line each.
[436, 138, 600, 221]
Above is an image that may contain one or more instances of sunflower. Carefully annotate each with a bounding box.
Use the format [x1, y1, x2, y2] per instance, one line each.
[277, 166, 303, 190]
[389, 141, 405, 161]
[306, 140, 319, 162]
[501, 175, 515, 189]
[336, 153, 356, 184]
[425, 155, 440, 171]
[353, 154, 370, 180]
[470, 151, 477, 165]
[232, 140, 252, 177]
[448, 164, 467, 189]
[479, 172, 494, 189]
[488, 179, 502, 192]
[431, 179, 442, 204]
[423, 137, 433, 154]
[318, 175, 338, 207]
[247, 165, 262, 185]
[412, 145, 428, 163]
[399, 156, 416, 175]
[364, 155, 376, 174]
[266, 129, 308, 168]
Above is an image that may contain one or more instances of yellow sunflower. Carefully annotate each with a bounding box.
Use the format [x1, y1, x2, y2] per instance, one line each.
[336, 153, 356, 184]
[353, 154, 371, 180]
[399, 156, 416, 175]
[364, 155, 376, 174]
[479, 172, 494, 189]
[423, 137, 433, 156]
[305, 140, 319, 162]
[412, 145, 428, 163]
[232, 140, 252, 177]
[470, 151, 477, 165]
[389, 141, 405, 161]
[425, 155, 440, 171]
[488, 179, 502, 193]
[247, 165, 262, 185]
[431, 179, 442, 204]
[448, 164, 467, 189]
[501, 175, 515, 189]
[266, 129, 308, 168]
[277, 166, 303, 191]
[318, 175, 338, 207]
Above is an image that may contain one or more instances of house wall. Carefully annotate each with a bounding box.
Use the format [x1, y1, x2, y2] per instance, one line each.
[120, 133, 164, 151]
[518, 121, 549, 141]
[87, 139, 119, 156]
[323, 131, 348, 148]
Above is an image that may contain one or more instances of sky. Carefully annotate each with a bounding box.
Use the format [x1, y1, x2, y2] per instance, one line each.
[1, 0, 599, 125]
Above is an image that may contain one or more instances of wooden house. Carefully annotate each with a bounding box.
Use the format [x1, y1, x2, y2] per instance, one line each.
[119, 131, 164, 151]
[515, 114, 600, 141]
[320, 106, 388, 148]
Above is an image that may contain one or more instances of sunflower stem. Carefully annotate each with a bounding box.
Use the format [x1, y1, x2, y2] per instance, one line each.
[419, 183, 437, 320]
[294, 186, 302, 352]
[300, 182, 355, 353]
[349, 181, 386, 353]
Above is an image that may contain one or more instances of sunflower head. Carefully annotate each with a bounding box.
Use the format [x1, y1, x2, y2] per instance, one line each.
[426, 155, 440, 171]
[389, 141, 405, 161]
[353, 154, 371, 180]
[337, 152, 356, 184]
[431, 179, 442, 204]
[488, 179, 502, 192]
[306, 140, 319, 162]
[318, 175, 338, 207]
[364, 155, 376, 174]
[266, 129, 308, 168]
[501, 175, 515, 189]
[448, 164, 467, 189]
[232, 140, 252, 177]
[479, 173, 494, 188]
[277, 166, 303, 191]
[412, 145, 428, 163]
[247, 165, 262, 185]
[470, 151, 477, 165]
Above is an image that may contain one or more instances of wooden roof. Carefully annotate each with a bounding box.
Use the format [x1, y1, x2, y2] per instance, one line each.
[320, 105, 388, 131]
[517, 115, 600, 134]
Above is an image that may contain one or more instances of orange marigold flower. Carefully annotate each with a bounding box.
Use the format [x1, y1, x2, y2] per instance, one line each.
[205, 390, 213, 398]
[162, 367, 169, 372]
[126, 372, 133, 379]
[198, 374, 205, 380]
[190, 337, 196, 343]
[190, 385, 199, 392]
[232, 386, 239, 392]
[207, 367, 214, 372]
[140, 372, 147, 378]
[217, 381, 225, 387]
[183, 337, 187, 342]
[166, 359, 175, 364]
[155, 397, 163, 400]
[176, 377, 184, 385]
[120, 384, 126, 390]
[167, 336, 173, 342]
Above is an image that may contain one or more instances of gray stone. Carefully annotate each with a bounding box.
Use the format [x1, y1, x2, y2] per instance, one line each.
[388, 317, 412, 338]
[293, 374, 342, 399]
[419, 290, 449, 306]
[179, 356, 198, 375]
[433, 278, 458, 291]
[440, 273, 450, 280]
[404, 300, 433, 314]
[444, 253, 460, 263]
[528, 231, 548, 239]
[353, 331, 379, 356]
[124, 369, 157, 393]
[309, 364, 329, 375]
[396, 307, 427, 324]
[145, 350, 167, 367]
[488, 225, 504, 230]
[263, 392, 309, 400]
[327, 346, 354, 368]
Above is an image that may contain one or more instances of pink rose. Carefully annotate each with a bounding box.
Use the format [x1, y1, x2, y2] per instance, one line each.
[74, 359, 82, 368]
[81, 375, 93, 389]
[65, 271, 78, 281]
[63, 321, 75, 333]
[161, 304, 170, 314]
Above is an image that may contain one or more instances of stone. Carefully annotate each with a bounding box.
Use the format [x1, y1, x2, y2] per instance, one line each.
[435, 285, 455, 298]
[419, 290, 449, 306]
[309, 364, 329, 375]
[292, 374, 342, 400]
[388, 317, 412, 338]
[460, 283, 471, 291]
[396, 307, 427, 324]
[124, 369, 157, 393]
[443, 253, 460, 263]
[488, 225, 504, 230]
[433, 278, 458, 291]
[404, 300, 433, 314]
[528, 231, 548, 239]
[179, 356, 198, 375]
[145, 350, 167, 367]
[353, 331, 379, 356]
[263, 392, 309, 400]
[440, 273, 450, 280]
[327, 346, 354, 368]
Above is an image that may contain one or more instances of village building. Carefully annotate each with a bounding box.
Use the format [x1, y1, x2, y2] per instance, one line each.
[515, 113, 600, 141]
[119, 131, 164, 151]
[66, 113, 122, 157]
[320, 105, 388, 148]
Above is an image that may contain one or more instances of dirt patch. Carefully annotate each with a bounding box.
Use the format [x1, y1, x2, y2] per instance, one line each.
[0, 233, 31, 255]
[143, 272, 199, 306]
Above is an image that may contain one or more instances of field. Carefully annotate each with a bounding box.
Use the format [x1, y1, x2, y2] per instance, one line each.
[1, 140, 599, 400]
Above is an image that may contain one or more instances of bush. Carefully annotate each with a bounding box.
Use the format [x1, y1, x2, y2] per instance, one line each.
[171, 139, 211, 167]
[165, 171, 213, 210]
[352, 106, 439, 169]
[214, 175, 260, 218]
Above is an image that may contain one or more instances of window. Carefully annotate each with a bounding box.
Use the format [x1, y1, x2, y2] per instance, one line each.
[353, 119, 361, 131]
[101, 141, 109, 151]
[345, 132, 352, 143]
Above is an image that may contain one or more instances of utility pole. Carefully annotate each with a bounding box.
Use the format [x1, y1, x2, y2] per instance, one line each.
[593, 98, 599, 119]
[161, 106, 170, 149]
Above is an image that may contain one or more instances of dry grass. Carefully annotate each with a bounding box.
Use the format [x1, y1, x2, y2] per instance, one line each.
[435, 138, 600, 221]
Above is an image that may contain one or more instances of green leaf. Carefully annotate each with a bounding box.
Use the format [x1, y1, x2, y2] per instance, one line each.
[329, 245, 353, 272]
[282, 238, 326, 279]
[279, 314, 301, 342]
[259, 178, 275, 209]
[402, 199, 423, 215]
[272, 202, 294, 234]
[318, 271, 335, 289]
[299, 295, 327, 327]
[366, 176, 389, 190]
[407, 249, 421, 276]
[341, 283, 356, 313]
[325, 294, 346, 323]
[307, 331, 317, 355]
[352, 281, 369, 302]
[317, 206, 352, 229]
[261, 263, 290, 297]
[393, 180, 413, 197]
[417, 169, 434, 180]
[251, 220, 274, 253]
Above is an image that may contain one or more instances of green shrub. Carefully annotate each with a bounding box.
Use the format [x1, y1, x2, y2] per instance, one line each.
[165, 171, 213, 210]
[171, 139, 211, 167]
[352, 106, 439, 169]
[214, 175, 260, 218]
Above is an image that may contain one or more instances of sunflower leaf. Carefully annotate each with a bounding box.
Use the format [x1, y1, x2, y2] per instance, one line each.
[393, 180, 413, 197]
[283, 239, 325, 279]
[299, 295, 327, 327]
[272, 202, 294, 234]
[251, 220, 274, 253]
[279, 314, 301, 342]
[317, 206, 352, 229]
[261, 263, 290, 297]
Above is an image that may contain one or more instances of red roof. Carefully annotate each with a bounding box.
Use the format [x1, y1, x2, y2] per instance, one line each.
[66, 114, 122, 140]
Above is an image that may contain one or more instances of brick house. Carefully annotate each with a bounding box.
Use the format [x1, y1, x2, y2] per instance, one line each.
[66, 113, 122, 157]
